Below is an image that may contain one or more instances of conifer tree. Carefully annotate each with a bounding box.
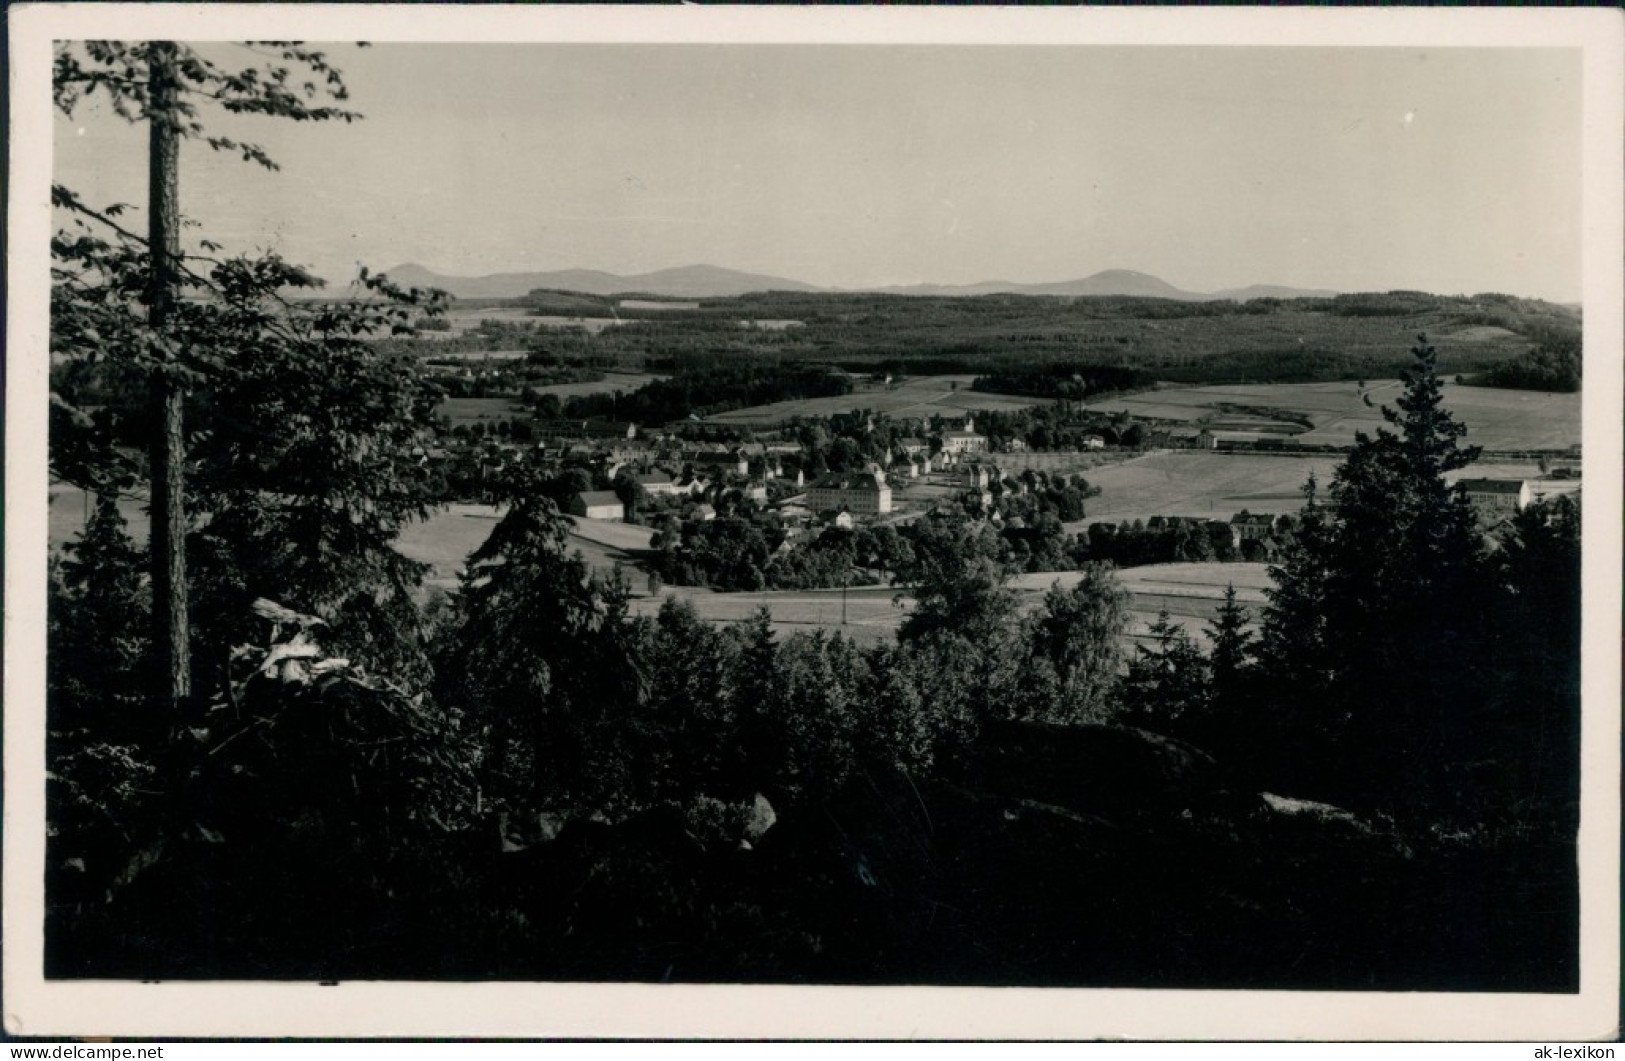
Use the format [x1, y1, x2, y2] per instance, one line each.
[1255, 336, 1495, 816]
[52, 41, 374, 711]
[1207, 583, 1253, 718]
[1119, 608, 1210, 729]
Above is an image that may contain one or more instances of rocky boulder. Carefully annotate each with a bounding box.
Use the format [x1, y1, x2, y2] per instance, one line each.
[974, 720, 1260, 824]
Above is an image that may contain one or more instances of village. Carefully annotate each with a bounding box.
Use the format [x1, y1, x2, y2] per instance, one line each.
[414, 393, 1577, 571]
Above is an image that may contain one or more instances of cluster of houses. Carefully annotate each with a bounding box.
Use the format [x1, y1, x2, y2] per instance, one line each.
[450, 413, 998, 528]
[436, 404, 1573, 550]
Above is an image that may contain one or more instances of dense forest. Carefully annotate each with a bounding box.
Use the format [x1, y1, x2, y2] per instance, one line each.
[354, 284, 1581, 390]
[1470, 341, 1582, 393]
[971, 363, 1155, 400]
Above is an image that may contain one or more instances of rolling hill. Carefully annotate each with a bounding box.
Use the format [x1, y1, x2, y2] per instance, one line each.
[380, 263, 1340, 302]
[380, 263, 819, 300]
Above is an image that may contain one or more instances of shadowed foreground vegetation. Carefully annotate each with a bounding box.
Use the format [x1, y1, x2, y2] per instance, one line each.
[48, 340, 1579, 990]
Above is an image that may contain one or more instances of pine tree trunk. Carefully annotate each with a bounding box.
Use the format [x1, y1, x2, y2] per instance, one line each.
[147, 41, 190, 708]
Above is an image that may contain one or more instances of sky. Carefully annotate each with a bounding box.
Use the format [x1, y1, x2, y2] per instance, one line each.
[51, 43, 1582, 301]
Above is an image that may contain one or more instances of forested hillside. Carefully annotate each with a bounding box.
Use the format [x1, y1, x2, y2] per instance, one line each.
[364, 287, 1581, 388]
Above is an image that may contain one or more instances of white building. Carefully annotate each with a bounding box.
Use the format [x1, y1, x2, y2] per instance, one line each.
[896, 437, 930, 459]
[941, 429, 988, 455]
[806, 470, 893, 516]
[569, 490, 625, 522]
[1459, 479, 1531, 523]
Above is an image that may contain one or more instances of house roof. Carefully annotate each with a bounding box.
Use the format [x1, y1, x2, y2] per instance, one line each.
[809, 471, 887, 492]
[575, 490, 622, 508]
[1458, 479, 1527, 494]
[1230, 513, 1275, 526]
[634, 473, 674, 487]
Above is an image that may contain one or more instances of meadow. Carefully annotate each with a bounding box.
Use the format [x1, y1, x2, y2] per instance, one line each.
[703, 374, 1044, 427]
[531, 370, 667, 401]
[393, 507, 653, 590]
[1015, 562, 1272, 645]
[618, 562, 1273, 650]
[1063, 451, 1552, 528]
[1070, 453, 1345, 526]
[431, 305, 548, 337]
[527, 316, 624, 334]
[436, 396, 531, 426]
[435, 371, 665, 425]
[1082, 380, 1580, 451]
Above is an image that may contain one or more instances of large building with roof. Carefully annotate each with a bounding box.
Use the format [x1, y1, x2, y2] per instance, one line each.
[806, 470, 893, 516]
[1458, 478, 1530, 524]
[569, 490, 625, 521]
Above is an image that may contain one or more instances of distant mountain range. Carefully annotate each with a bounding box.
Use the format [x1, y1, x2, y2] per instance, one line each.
[379, 262, 1339, 302]
[381, 263, 818, 300]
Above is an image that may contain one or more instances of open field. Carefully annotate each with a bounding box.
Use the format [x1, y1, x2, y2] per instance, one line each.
[393, 505, 506, 581]
[426, 349, 531, 362]
[620, 300, 699, 311]
[1084, 380, 1580, 451]
[707, 376, 1576, 456]
[737, 319, 804, 331]
[1358, 384, 1579, 450]
[1012, 561, 1272, 601]
[563, 515, 656, 552]
[971, 451, 1133, 478]
[623, 562, 1273, 649]
[1016, 562, 1271, 647]
[425, 306, 629, 337]
[532, 370, 666, 400]
[628, 585, 908, 647]
[433, 306, 547, 336]
[704, 375, 1044, 426]
[1069, 453, 1345, 526]
[436, 397, 531, 425]
[395, 506, 653, 588]
[528, 316, 623, 334]
[435, 372, 665, 424]
[1065, 450, 1559, 528]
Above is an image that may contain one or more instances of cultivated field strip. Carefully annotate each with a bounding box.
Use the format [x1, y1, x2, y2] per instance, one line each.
[1081, 380, 1579, 451]
[702, 375, 1043, 426]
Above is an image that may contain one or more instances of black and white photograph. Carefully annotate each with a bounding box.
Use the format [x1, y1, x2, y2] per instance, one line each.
[6, 5, 1621, 1042]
